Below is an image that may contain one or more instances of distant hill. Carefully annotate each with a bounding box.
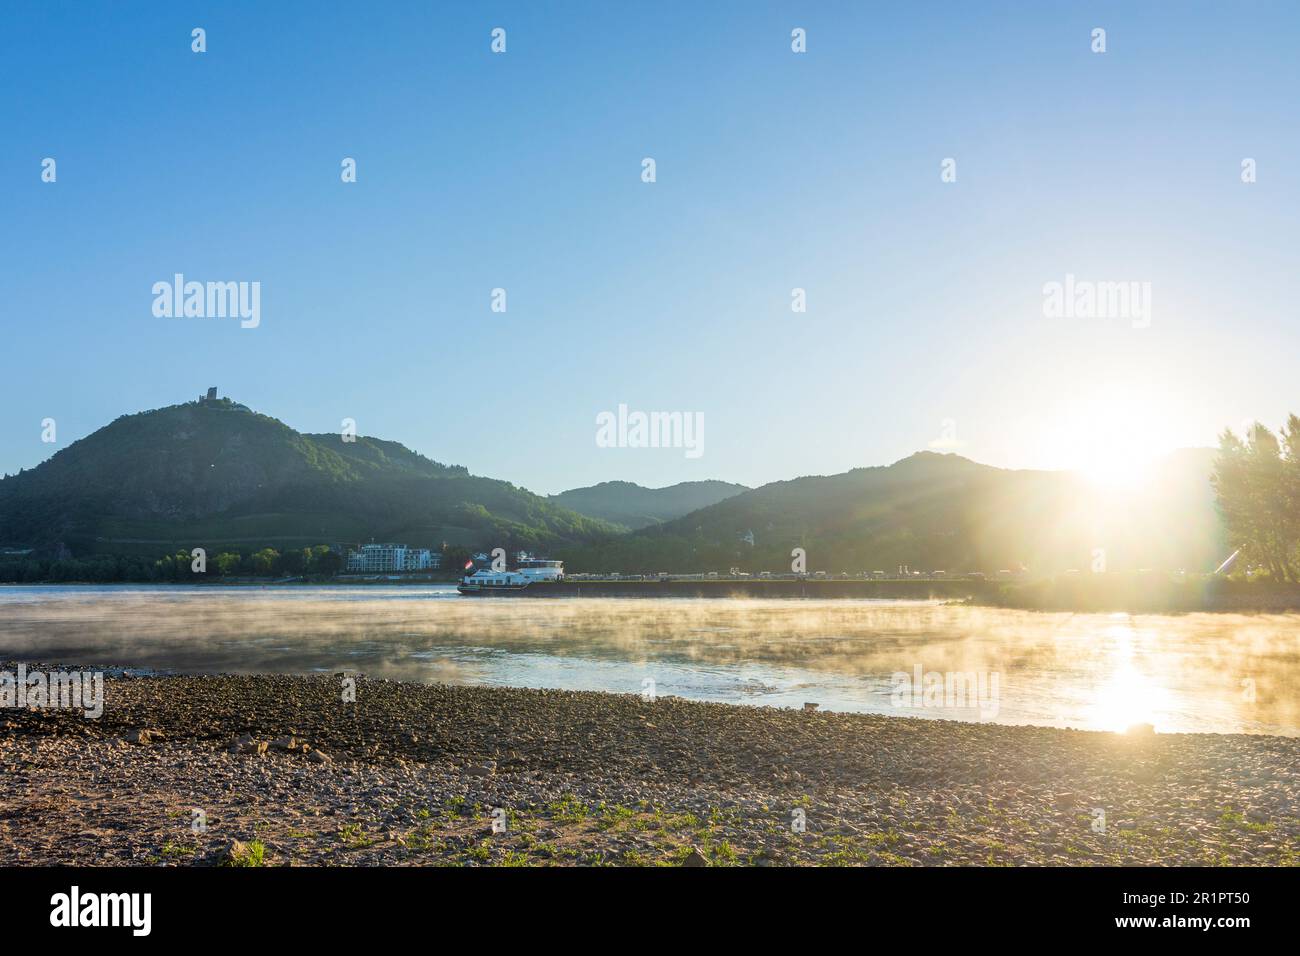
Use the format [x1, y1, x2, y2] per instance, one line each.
[557, 450, 1227, 575]
[550, 479, 749, 530]
[0, 397, 618, 556]
[0, 398, 1227, 576]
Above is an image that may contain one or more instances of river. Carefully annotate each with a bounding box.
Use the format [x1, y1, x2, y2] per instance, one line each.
[2, 584, 1297, 735]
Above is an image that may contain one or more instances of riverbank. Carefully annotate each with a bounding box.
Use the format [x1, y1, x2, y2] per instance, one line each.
[2, 670, 1296, 866]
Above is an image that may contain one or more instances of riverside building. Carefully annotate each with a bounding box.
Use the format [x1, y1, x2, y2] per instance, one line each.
[345, 543, 439, 573]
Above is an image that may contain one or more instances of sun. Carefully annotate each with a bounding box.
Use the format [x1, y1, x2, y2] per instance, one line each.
[1079, 446, 1153, 490]
[1047, 383, 1169, 490]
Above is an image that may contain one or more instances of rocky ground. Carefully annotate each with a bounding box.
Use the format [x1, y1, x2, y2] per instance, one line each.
[1, 668, 1297, 866]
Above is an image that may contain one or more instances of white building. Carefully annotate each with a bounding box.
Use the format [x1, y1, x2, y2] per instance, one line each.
[346, 543, 440, 573]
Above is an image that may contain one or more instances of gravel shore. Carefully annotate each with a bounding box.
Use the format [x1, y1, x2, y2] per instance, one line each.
[2, 669, 1297, 866]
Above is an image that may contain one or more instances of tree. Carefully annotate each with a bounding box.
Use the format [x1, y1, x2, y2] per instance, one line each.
[442, 544, 471, 574]
[280, 548, 306, 575]
[1280, 415, 1300, 569]
[1212, 420, 1299, 581]
[250, 548, 281, 576]
[308, 546, 342, 576]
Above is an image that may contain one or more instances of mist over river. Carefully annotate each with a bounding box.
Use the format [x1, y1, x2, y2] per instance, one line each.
[2, 585, 1297, 735]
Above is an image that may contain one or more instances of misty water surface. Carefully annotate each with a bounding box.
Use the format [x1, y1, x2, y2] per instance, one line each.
[2, 585, 1298, 735]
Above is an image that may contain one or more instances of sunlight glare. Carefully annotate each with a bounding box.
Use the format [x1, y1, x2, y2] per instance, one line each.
[1051, 384, 1172, 490]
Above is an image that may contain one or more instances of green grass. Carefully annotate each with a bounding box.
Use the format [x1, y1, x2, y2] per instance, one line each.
[547, 794, 590, 824]
[222, 839, 267, 867]
[404, 824, 443, 852]
[336, 823, 376, 849]
[595, 804, 636, 831]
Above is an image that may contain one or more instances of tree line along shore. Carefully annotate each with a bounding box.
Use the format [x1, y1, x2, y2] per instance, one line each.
[5, 556, 1300, 613]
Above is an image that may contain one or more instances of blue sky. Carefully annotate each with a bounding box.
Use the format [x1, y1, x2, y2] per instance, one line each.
[3, 1, 1297, 494]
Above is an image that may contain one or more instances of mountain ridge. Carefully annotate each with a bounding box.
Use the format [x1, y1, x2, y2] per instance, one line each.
[0, 397, 616, 556]
[555, 448, 1225, 575]
[0, 397, 1226, 575]
[549, 479, 749, 530]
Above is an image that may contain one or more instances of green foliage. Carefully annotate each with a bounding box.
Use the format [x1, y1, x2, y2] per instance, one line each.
[0, 398, 619, 567]
[550, 480, 749, 530]
[221, 839, 267, 867]
[441, 544, 472, 573]
[0, 543, 351, 584]
[561, 451, 1227, 575]
[250, 547, 280, 575]
[311, 547, 343, 575]
[1212, 416, 1300, 581]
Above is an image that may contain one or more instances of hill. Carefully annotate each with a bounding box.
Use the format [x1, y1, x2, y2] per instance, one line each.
[0, 398, 1227, 577]
[556, 450, 1226, 575]
[549, 479, 749, 530]
[0, 397, 617, 556]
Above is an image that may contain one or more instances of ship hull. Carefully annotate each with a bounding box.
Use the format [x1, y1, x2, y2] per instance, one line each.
[456, 583, 530, 595]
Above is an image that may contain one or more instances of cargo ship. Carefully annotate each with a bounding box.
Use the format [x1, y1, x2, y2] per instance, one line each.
[456, 558, 564, 595]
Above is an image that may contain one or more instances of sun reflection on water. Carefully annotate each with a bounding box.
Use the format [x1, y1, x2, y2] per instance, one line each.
[1078, 618, 1171, 733]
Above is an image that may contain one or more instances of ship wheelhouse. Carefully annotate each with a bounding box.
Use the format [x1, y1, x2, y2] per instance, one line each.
[516, 559, 564, 582]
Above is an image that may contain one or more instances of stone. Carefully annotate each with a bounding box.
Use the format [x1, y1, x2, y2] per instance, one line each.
[234, 735, 268, 756]
[213, 839, 250, 865]
[681, 846, 709, 867]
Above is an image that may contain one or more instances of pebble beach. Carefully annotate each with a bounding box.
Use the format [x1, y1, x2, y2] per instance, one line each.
[2, 669, 1297, 866]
